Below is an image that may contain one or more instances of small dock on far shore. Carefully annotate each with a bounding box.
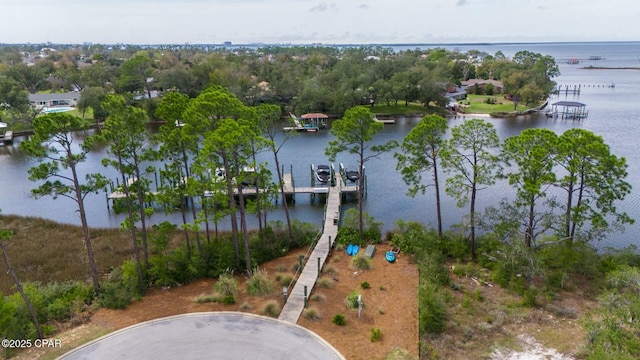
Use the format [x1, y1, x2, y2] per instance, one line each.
[0, 131, 13, 144]
[374, 117, 396, 124]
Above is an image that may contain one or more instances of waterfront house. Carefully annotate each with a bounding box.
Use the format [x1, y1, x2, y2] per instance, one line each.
[461, 78, 504, 94]
[28, 92, 80, 110]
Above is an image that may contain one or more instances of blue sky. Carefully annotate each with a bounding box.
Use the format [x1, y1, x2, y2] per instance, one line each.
[2, 0, 638, 44]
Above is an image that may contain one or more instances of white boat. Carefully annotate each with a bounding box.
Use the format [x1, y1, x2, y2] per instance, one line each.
[314, 164, 331, 183]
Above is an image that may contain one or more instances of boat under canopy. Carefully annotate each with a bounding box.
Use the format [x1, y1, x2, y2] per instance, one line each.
[300, 113, 328, 129]
[547, 101, 588, 119]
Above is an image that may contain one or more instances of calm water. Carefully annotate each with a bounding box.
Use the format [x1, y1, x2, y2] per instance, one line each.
[1, 42, 639, 250]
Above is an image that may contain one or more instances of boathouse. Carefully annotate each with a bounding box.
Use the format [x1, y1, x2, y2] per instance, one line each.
[547, 101, 588, 119]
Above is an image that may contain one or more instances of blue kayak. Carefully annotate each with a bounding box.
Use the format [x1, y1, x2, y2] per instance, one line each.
[385, 251, 396, 263]
[352, 245, 359, 256]
[346, 244, 354, 256]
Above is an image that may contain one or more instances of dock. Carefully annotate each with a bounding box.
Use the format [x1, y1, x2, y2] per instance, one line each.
[233, 170, 358, 197]
[278, 172, 346, 324]
[106, 166, 360, 209]
[374, 117, 396, 124]
[0, 131, 13, 144]
[284, 113, 327, 132]
[546, 101, 589, 120]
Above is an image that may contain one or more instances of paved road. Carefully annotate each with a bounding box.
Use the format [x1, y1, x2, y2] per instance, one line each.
[58, 312, 345, 360]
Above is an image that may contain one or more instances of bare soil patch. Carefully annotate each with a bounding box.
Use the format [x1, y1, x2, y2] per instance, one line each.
[13, 243, 419, 360]
[10, 244, 598, 360]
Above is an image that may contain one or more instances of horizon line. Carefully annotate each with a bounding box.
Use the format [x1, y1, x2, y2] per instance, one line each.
[2, 40, 639, 47]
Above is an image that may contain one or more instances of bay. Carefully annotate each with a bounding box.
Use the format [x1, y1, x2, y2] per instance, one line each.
[1, 41, 639, 250]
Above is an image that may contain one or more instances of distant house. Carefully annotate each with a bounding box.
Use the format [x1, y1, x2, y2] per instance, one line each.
[28, 92, 80, 109]
[445, 83, 467, 101]
[461, 78, 504, 94]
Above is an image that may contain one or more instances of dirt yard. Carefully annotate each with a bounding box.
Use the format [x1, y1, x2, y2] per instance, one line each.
[14, 243, 418, 360]
[13, 242, 596, 360]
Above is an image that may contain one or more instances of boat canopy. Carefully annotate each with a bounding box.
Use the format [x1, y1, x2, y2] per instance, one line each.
[301, 113, 328, 119]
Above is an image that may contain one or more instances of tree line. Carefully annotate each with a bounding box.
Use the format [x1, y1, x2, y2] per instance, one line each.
[396, 115, 632, 259]
[1, 44, 558, 126]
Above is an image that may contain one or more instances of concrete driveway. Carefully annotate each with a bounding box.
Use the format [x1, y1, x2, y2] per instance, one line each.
[58, 312, 345, 360]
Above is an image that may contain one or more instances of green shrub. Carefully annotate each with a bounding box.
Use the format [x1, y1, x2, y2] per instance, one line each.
[0, 281, 90, 342]
[360, 281, 371, 289]
[521, 287, 538, 307]
[262, 300, 281, 317]
[98, 280, 134, 310]
[545, 270, 567, 291]
[316, 277, 334, 289]
[337, 227, 360, 246]
[222, 295, 236, 305]
[418, 251, 449, 286]
[20, 281, 94, 322]
[290, 219, 320, 248]
[214, 270, 238, 297]
[291, 261, 301, 273]
[391, 220, 441, 255]
[194, 294, 223, 303]
[97, 263, 141, 310]
[279, 274, 294, 287]
[598, 245, 640, 274]
[239, 301, 252, 310]
[303, 307, 321, 321]
[311, 294, 326, 302]
[441, 232, 470, 260]
[249, 227, 286, 266]
[473, 289, 484, 302]
[332, 314, 346, 326]
[275, 264, 288, 272]
[345, 291, 363, 309]
[419, 282, 447, 334]
[148, 244, 204, 287]
[339, 209, 383, 244]
[351, 254, 372, 270]
[324, 266, 338, 276]
[386, 347, 416, 360]
[246, 268, 274, 297]
[370, 327, 382, 342]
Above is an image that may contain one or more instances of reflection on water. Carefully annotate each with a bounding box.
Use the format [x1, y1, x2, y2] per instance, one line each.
[2, 42, 640, 250]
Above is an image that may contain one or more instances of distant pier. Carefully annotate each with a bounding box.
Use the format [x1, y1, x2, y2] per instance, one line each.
[0, 131, 13, 144]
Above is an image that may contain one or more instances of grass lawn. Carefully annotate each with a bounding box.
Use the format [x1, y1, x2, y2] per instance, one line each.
[371, 102, 448, 116]
[460, 95, 535, 114]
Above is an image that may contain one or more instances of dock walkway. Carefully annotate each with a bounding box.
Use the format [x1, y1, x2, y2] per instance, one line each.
[278, 173, 345, 324]
[0, 131, 13, 144]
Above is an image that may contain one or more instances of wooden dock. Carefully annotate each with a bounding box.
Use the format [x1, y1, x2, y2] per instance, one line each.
[0, 131, 13, 144]
[232, 173, 357, 196]
[278, 172, 346, 324]
[106, 171, 358, 205]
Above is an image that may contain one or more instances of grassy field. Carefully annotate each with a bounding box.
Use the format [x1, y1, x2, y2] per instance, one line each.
[0, 214, 133, 294]
[371, 102, 448, 116]
[461, 95, 535, 114]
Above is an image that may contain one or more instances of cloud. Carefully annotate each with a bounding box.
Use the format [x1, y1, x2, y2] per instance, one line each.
[456, 0, 469, 5]
[309, 2, 337, 12]
[357, 3, 369, 10]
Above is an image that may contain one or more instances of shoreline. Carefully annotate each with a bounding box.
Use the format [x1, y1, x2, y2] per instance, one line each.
[580, 66, 640, 70]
